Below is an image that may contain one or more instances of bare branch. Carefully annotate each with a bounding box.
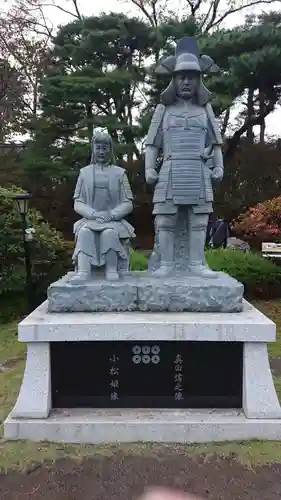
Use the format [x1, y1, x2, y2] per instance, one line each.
[203, 0, 221, 32]
[124, 0, 281, 33]
[185, 0, 202, 17]
[129, 0, 157, 26]
[40, 1, 81, 20]
[37, 3, 55, 38]
[198, 1, 213, 30]
[206, 0, 281, 31]
[151, 0, 158, 26]
[71, 0, 82, 19]
[0, 1, 54, 129]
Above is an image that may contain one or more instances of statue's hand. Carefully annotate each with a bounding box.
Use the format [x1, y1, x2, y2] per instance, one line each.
[146, 168, 158, 185]
[95, 211, 112, 223]
[90, 210, 98, 220]
[211, 166, 224, 182]
[203, 146, 213, 161]
[110, 211, 118, 221]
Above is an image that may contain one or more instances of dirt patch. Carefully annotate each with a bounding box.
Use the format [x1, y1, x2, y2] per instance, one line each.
[1, 454, 281, 500]
[0, 356, 25, 373]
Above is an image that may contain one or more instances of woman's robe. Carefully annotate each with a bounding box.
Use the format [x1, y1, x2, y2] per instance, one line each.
[72, 163, 135, 267]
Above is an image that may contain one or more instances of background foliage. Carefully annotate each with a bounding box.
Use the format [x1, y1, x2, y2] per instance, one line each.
[232, 196, 281, 246]
[0, 186, 72, 321]
[206, 249, 281, 300]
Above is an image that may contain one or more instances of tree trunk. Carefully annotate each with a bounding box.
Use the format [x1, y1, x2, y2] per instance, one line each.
[247, 88, 254, 143]
[259, 89, 266, 144]
[86, 103, 93, 144]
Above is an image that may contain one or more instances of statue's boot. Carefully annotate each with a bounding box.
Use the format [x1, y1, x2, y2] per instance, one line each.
[70, 252, 91, 284]
[188, 213, 219, 279]
[105, 250, 119, 281]
[152, 229, 174, 277]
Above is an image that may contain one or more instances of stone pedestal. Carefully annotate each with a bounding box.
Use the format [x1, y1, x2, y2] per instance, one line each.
[4, 300, 281, 443]
[47, 271, 243, 313]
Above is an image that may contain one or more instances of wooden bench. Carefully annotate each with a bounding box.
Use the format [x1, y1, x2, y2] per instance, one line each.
[262, 242, 281, 259]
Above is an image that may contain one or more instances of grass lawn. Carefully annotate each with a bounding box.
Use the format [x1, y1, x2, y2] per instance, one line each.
[1, 300, 281, 472]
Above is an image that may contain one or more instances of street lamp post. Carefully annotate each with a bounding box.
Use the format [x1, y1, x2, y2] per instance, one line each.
[13, 193, 33, 312]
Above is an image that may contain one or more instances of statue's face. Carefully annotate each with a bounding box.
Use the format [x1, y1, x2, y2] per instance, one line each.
[93, 139, 111, 164]
[174, 70, 200, 100]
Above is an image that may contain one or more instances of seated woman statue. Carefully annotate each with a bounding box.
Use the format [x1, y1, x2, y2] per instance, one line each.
[71, 131, 135, 283]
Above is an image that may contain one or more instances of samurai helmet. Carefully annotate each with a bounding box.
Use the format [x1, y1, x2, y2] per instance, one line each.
[156, 37, 220, 76]
[174, 53, 201, 73]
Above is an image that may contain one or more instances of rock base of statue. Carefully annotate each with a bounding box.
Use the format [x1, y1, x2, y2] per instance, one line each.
[47, 270, 244, 313]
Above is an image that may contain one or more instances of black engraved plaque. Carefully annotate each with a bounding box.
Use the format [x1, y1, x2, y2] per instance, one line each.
[51, 341, 243, 409]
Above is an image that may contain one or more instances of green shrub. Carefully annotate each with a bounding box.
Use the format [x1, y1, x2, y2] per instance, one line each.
[0, 186, 72, 321]
[206, 249, 281, 299]
[130, 249, 148, 271]
[0, 292, 28, 323]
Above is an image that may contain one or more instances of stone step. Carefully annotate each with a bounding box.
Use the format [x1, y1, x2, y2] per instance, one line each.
[5, 408, 281, 444]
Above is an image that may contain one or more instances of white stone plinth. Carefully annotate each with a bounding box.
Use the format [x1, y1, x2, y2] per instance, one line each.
[4, 299, 281, 443]
[17, 299, 276, 343]
[243, 343, 281, 419]
[5, 409, 281, 443]
[10, 342, 51, 419]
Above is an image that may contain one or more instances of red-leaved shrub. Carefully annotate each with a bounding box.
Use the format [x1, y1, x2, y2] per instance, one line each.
[232, 196, 281, 244]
